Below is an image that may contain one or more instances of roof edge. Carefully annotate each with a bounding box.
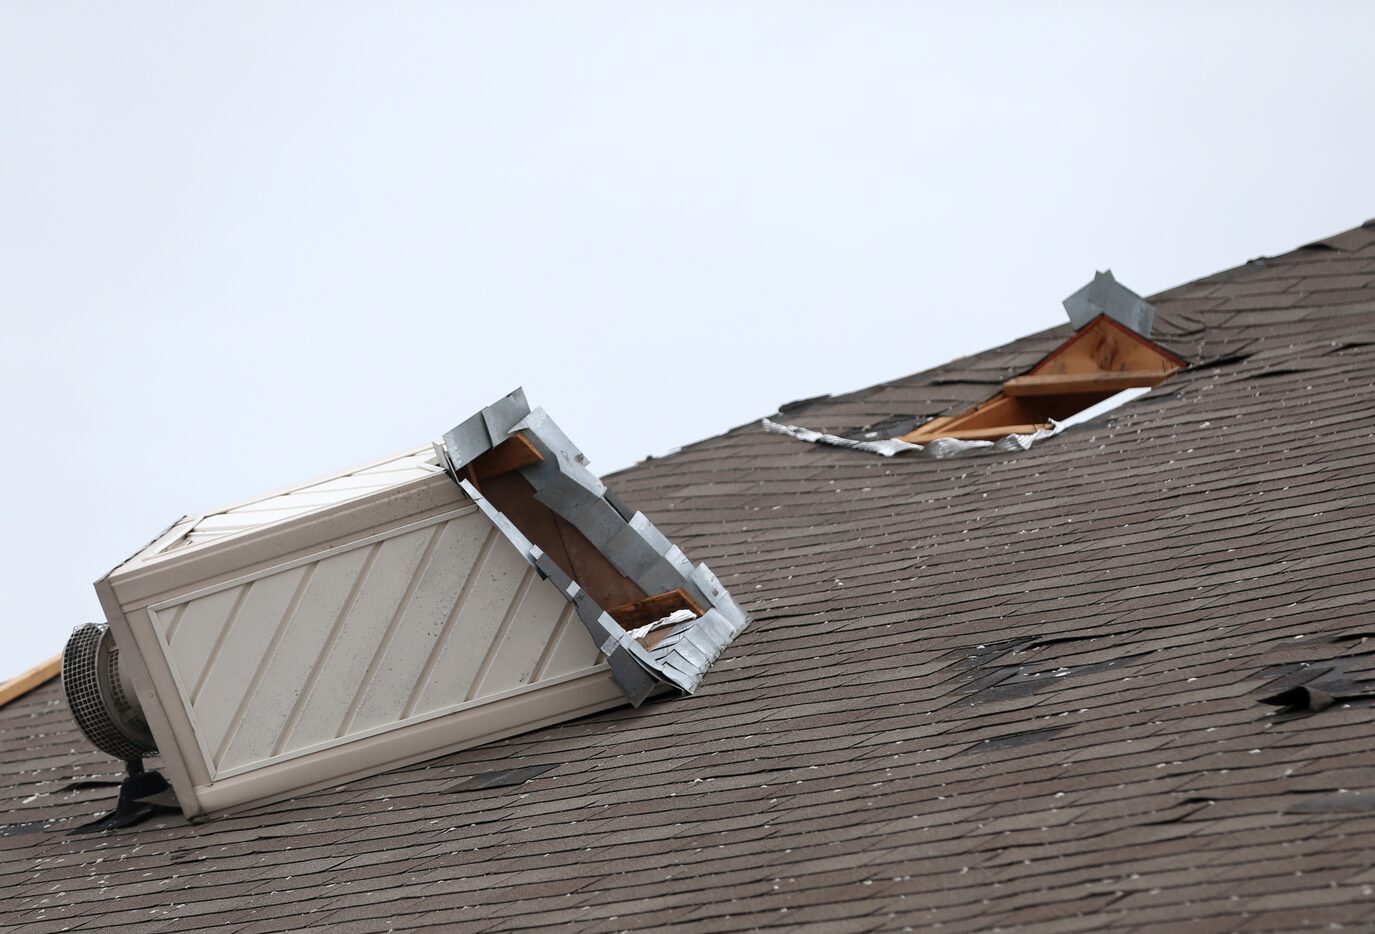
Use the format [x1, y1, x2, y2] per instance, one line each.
[0, 654, 60, 708]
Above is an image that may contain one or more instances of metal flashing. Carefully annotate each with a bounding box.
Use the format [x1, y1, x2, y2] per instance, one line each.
[442, 389, 749, 704]
[762, 387, 1154, 459]
[480, 387, 532, 443]
[1063, 270, 1156, 336]
[442, 414, 494, 470]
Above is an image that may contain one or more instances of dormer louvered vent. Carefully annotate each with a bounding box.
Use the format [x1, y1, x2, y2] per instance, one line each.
[88, 391, 748, 818]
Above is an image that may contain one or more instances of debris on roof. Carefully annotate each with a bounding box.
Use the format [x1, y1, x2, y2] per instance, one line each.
[763, 385, 1152, 458]
[763, 295, 1185, 457]
[59, 391, 748, 819]
[70, 762, 178, 834]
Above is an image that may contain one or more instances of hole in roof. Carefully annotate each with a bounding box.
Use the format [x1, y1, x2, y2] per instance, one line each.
[462, 438, 706, 647]
[899, 315, 1187, 444]
[762, 272, 1188, 458]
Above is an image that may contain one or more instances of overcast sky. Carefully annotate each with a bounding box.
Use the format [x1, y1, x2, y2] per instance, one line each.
[2, 1, 1373, 679]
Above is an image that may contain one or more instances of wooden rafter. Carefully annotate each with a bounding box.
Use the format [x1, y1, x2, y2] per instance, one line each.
[898, 315, 1186, 444]
[608, 588, 705, 632]
[1003, 370, 1172, 397]
[470, 433, 544, 482]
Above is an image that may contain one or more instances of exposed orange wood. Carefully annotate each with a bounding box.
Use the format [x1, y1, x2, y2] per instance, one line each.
[0, 654, 61, 708]
[1030, 315, 1186, 377]
[928, 423, 1050, 441]
[471, 434, 544, 481]
[608, 589, 705, 633]
[639, 628, 676, 651]
[477, 471, 646, 611]
[1003, 370, 1172, 397]
[897, 416, 954, 444]
[892, 318, 1186, 446]
[935, 394, 1087, 434]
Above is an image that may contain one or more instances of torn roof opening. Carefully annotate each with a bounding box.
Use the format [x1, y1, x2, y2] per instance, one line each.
[764, 385, 1154, 459]
[900, 314, 1186, 445]
[764, 275, 1185, 459]
[442, 390, 749, 706]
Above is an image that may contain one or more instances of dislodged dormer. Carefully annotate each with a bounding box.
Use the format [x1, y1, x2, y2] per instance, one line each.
[80, 391, 747, 819]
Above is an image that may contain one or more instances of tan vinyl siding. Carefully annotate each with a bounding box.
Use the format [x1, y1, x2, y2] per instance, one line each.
[145, 508, 602, 779]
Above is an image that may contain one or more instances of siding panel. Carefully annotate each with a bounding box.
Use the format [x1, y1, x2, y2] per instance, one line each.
[281, 525, 436, 751]
[160, 587, 241, 692]
[410, 539, 530, 715]
[146, 507, 607, 781]
[217, 546, 372, 772]
[190, 566, 309, 759]
[346, 517, 492, 733]
[471, 565, 576, 697]
[537, 605, 602, 680]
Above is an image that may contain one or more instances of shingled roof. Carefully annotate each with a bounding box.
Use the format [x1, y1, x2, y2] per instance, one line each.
[5, 219, 1375, 932]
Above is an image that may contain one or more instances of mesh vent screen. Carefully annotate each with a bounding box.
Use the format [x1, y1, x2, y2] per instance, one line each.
[62, 624, 156, 761]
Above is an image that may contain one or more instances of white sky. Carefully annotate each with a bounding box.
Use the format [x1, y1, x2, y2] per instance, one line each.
[2, 1, 1374, 680]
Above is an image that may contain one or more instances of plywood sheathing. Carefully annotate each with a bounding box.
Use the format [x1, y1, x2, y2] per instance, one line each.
[4, 220, 1375, 932]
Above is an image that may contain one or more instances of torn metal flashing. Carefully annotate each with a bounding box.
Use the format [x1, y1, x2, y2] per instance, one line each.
[1064, 270, 1156, 336]
[442, 389, 749, 705]
[763, 387, 1153, 459]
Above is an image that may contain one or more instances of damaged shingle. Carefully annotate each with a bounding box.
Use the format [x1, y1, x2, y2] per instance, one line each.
[446, 763, 558, 792]
[1288, 792, 1375, 815]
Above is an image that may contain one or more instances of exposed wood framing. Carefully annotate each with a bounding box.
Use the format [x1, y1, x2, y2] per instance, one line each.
[477, 471, 647, 611]
[1029, 315, 1186, 377]
[470, 434, 544, 481]
[898, 315, 1186, 443]
[0, 654, 60, 708]
[936, 423, 1052, 441]
[1003, 370, 1172, 397]
[898, 416, 954, 444]
[608, 589, 705, 631]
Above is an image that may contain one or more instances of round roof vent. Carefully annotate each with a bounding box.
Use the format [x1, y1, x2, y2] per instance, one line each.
[62, 623, 156, 762]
